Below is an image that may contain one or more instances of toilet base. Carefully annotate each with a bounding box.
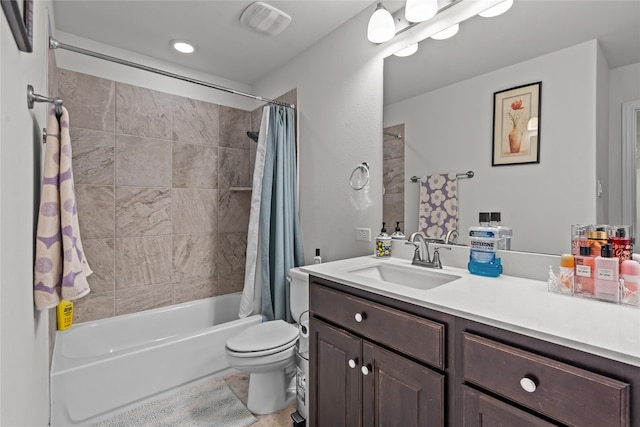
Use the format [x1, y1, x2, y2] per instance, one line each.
[247, 368, 296, 414]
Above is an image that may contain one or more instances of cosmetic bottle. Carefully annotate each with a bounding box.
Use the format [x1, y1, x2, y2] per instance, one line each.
[587, 227, 608, 256]
[620, 260, 640, 307]
[391, 221, 405, 240]
[594, 243, 620, 303]
[609, 226, 633, 264]
[558, 254, 574, 290]
[313, 248, 322, 264]
[490, 212, 512, 250]
[375, 223, 391, 258]
[571, 224, 589, 256]
[57, 300, 74, 331]
[574, 246, 595, 297]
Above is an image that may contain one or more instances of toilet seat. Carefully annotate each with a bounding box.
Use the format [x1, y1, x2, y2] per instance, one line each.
[226, 320, 298, 358]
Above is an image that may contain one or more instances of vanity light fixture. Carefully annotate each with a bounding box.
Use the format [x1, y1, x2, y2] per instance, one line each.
[478, 0, 514, 17]
[405, 0, 438, 23]
[393, 43, 418, 57]
[171, 40, 195, 54]
[431, 23, 459, 40]
[367, 3, 396, 43]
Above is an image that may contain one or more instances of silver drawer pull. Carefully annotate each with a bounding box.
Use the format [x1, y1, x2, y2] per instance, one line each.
[520, 377, 537, 393]
[348, 358, 358, 369]
[361, 364, 371, 375]
[354, 312, 365, 322]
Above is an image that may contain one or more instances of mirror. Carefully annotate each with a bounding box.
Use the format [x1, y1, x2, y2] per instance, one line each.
[383, 0, 640, 254]
[622, 102, 640, 236]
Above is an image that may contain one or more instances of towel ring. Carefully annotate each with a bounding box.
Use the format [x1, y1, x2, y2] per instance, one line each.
[350, 162, 370, 190]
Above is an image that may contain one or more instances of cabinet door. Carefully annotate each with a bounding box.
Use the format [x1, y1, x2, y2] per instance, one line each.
[311, 318, 362, 427]
[462, 386, 558, 427]
[362, 342, 445, 427]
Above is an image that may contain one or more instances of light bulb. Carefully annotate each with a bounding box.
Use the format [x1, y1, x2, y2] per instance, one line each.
[405, 0, 438, 23]
[431, 23, 459, 40]
[479, 0, 514, 18]
[394, 43, 418, 57]
[367, 3, 396, 43]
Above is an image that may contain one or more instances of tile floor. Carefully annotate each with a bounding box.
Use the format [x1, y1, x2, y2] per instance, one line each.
[224, 372, 296, 427]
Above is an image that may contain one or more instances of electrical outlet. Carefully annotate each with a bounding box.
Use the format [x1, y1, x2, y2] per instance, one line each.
[355, 227, 372, 242]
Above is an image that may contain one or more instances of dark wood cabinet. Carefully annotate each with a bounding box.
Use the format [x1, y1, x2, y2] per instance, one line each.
[310, 280, 446, 427]
[309, 275, 639, 427]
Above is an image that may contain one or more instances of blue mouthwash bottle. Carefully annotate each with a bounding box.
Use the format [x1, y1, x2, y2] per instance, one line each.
[468, 212, 503, 277]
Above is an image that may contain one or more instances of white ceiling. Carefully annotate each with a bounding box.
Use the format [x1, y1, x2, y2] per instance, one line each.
[53, 1, 640, 106]
[52, 0, 377, 85]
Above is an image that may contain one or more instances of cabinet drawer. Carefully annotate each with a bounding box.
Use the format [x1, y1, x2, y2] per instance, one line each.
[462, 332, 630, 427]
[311, 283, 445, 369]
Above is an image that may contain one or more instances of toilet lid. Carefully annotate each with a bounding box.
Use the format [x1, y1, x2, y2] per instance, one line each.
[226, 320, 298, 353]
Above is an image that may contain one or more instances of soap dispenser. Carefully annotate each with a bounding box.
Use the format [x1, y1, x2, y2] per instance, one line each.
[376, 222, 391, 258]
[391, 221, 405, 240]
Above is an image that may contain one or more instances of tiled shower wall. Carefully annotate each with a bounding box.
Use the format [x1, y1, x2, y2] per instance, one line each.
[383, 124, 405, 233]
[58, 68, 295, 323]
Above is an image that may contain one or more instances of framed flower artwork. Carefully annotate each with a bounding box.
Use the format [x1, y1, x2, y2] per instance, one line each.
[492, 81, 541, 166]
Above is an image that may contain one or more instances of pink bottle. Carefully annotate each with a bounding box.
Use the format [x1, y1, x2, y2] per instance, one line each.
[594, 244, 620, 303]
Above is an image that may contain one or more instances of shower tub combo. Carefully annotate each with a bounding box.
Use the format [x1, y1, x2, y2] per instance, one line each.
[50, 293, 261, 426]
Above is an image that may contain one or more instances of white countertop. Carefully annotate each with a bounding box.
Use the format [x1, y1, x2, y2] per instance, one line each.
[301, 255, 640, 367]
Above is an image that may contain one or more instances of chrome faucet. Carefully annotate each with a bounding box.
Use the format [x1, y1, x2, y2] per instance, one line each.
[405, 232, 451, 269]
[445, 229, 459, 245]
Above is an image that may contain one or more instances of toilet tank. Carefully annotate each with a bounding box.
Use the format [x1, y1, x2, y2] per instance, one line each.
[288, 267, 309, 323]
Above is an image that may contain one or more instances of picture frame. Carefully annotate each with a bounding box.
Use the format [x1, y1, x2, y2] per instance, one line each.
[1, 0, 33, 53]
[492, 81, 541, 166]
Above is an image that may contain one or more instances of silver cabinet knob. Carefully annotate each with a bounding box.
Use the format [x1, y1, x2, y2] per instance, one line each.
[348, 358, 358, 369]
[361, 364, 371, 375]
[520, 377, 537, 393]
[354, 312, 365, 322]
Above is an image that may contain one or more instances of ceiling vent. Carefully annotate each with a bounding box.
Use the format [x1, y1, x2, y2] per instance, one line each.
[240, 2, 292, 35]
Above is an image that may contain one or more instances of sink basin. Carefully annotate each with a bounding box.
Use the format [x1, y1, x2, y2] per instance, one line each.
[347, 262, 461, 291]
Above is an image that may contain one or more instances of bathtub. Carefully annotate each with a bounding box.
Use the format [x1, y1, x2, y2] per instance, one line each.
[50, 293, 262, 426]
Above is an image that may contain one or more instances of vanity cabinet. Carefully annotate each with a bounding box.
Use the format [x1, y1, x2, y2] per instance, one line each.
[310, 279, 448, 427]
[309, 274, 639, 427]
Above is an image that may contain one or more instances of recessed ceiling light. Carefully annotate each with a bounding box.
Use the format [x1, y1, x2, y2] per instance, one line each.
[171, 40, 195, 54]
[394, 43, 418, 57]
[431, 23, 459, 40]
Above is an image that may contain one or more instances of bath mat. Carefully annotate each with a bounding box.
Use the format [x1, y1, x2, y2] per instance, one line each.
[91, 377, 257, 427]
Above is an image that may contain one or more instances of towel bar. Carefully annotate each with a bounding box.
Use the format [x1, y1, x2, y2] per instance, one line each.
[27, 84, 63, 117]
[410, 171, 474, 182]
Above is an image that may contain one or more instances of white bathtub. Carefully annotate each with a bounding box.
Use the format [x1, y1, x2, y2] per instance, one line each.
[50, 293, 261, 426]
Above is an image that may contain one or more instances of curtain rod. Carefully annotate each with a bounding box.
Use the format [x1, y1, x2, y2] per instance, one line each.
[49, 38, 295, 109]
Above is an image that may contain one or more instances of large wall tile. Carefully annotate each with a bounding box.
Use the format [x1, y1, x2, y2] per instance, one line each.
[172, 96, 219, 145]
[75, 185, 114, 239]
[115, 134, 172, 187]
[383, 157, 405, 194]
[73, 292, 115, 323]
[71, 127, 114, 185]
[172, 188, 218, 234]
[115, 83, 174, 139]
[172, 278, 218, 304]
[116, 283, 173, 316]
[115, 236, 173, 288]
[58, 69, 115, 132]
[219, 106, 250, 150]
[218, 190, 251, 232]
[82, 238, 115, 294]
[172, 234, 217, 281]
[172, 143, 217, 189]
[219, 147, 250, 189]
[115, 186, 172, 237]
[217, 232, 247, 283]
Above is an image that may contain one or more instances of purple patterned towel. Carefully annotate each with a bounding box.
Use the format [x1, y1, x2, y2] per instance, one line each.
[34, 107, 92, 310]
[418, 173, 458, 240]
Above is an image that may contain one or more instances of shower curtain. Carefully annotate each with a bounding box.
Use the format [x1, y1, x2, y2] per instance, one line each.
[239, 105, 303, 322]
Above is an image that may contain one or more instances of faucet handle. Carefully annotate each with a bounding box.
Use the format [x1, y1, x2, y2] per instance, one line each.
[431, 246, 451, 269]
[405, 241, 421, 262]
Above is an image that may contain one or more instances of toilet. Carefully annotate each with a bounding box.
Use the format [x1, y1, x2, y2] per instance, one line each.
[225, 267, 309, 414]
